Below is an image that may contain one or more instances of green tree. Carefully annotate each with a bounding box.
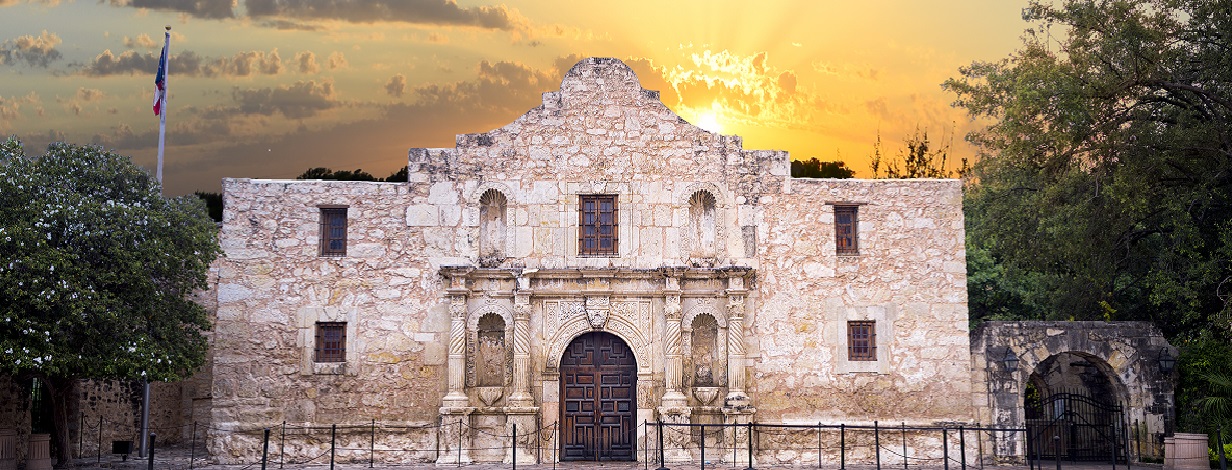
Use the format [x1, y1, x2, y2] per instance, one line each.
[0, 138, 220, 465]
[193, 191, 223, 222]
[791, 157, 855, 178]
[945, 0, 1232, 336]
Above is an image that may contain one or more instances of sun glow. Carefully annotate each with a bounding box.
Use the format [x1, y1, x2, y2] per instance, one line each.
[695, 112, 723, 133]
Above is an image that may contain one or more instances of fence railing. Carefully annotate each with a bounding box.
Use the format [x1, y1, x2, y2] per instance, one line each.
[72, 417, 1190, 469]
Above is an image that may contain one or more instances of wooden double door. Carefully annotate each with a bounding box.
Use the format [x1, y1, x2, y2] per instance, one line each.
[560, 332, 637, 461]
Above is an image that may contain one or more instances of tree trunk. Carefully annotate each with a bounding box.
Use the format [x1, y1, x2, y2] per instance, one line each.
[44, 376, 74, 468]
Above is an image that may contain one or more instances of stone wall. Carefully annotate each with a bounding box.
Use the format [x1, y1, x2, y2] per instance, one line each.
[209, 57, 973, 464]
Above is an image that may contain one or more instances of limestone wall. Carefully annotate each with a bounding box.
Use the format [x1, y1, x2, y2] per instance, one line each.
[750, 178, 972, 424]
[209, 57, 973, 464]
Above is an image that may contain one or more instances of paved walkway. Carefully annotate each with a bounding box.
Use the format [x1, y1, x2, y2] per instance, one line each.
[68, 446, 1165, 470]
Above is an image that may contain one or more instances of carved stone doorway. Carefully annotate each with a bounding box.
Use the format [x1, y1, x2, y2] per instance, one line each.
[560, 332, 636, 461]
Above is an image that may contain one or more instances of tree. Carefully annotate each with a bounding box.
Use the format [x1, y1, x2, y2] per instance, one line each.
[945, 0, 1232, 436]
[0, 138, 220, 465]
[193, 191, 223, 222]
[869, 127, 969, 178]
[296, 167, 378, 181]
[945, 0, 1232, 334]
[791, 157, 855, 178]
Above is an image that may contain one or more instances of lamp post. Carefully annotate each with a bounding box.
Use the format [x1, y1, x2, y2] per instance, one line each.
[1000, 348, 1020, 373]
[1158, 349, 1176, 374]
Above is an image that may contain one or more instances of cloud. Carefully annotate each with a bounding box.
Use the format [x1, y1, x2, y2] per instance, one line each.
[327, 51, 348, 70]
[245, 0, 529, 31]
[259, 19, 323, 31]
[295, 51, 319, 74]
[0, 30, 62, 67]
[384, 73, 406, 98]
[232, 79, 336, 119]
[82, 48, 284, 78]
[121, 0, 235, 19]
[123, 33, 160, 49]
[0, 92, 41, 129]
[76, 87, 105, 102]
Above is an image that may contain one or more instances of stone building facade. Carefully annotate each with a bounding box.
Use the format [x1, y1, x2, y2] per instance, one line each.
[207, 57, 973, 464]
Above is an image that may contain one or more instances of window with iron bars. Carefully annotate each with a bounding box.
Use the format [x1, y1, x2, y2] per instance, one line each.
[314, 322, 346, 362]
[579, 195, 618, 256]
[847, 321, 876, 361]
[320, 207, 347, 257]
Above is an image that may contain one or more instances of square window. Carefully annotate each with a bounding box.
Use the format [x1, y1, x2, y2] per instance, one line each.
[579, 195, 618, 256]
[314, 322, 346, 362]
[320, 208, 347, 256]
[835, 205, 859, 255]
[847, 321, 876, 361]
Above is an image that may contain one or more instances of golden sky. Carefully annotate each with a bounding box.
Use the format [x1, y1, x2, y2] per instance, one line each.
[0, 0, 1031, 195]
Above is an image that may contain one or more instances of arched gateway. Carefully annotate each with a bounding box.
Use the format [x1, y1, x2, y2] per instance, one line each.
[560, 332, 637, 461]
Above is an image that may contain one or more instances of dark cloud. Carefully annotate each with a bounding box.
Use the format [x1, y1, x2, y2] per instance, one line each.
[232, 80, 336, 119]
[0, 30, 62, 67]
[245, 0, 527, 31]
[76, 87, 105, 102]
[82, 49, 282, 78]
[124, 0, 235, 19]
[384, 73, 406, 98]
[259, 19, 324, 31]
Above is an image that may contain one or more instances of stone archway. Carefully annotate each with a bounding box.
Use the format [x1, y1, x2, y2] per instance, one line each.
[972, 321, 1177, 462]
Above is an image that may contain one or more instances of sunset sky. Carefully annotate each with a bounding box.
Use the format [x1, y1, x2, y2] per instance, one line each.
[0, 0, 1032, 195]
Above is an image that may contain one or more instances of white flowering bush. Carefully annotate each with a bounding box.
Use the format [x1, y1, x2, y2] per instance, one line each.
[0, 137, 220, 462]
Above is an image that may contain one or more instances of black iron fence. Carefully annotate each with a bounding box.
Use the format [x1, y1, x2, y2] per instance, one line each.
[71, 417, 1191, 469]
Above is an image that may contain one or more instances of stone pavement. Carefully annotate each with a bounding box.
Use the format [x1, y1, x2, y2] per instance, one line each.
[68, 445, 1164, 470]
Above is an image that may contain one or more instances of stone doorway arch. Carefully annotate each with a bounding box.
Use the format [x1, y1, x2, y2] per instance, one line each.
[972, 321, 1176, 463]
[559, 331, 637, 461]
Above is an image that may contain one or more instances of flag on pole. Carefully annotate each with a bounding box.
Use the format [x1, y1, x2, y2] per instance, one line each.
[152, 34, 168, 116]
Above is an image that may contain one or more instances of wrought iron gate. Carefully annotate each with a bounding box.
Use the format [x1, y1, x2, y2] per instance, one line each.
[1026, 392, 1128, 462]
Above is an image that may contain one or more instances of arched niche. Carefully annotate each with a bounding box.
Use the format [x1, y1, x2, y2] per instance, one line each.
[479, 188, 508, 267]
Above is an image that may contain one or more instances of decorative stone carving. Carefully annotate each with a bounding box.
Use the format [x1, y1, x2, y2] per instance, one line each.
[585, 296, 610, 329]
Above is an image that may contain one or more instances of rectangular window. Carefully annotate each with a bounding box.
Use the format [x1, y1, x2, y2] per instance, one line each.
[847, 321, 876, 361]
[314, 322, 346, 362]
[579, 195, 618, 256]
[835, 205, 859, 255]
[320, 207, 347, 256]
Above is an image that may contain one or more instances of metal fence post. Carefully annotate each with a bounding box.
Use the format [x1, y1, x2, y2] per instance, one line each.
[190, 421, 197, 470]
[78, 412, 84, 458]
[841, 424, 846, 470]
[147, 433, 156, 470]
[902, 423, 908, 470]
[943, 426, 949, 470]
[656, 421, 667, 470]
[280, 421, 286, 469]
[959, 425, 966, 470]
[746, 422, 754, 470]
[875, 421, 882, 470]
[817, 423, 822, 470]
[331, 424, 337, 470]
[513, 423, 517, 470]
[261, 428, 270, 470]
[1218, 425, 1227, 470]
[96, 415, 102, 464]
[370, 419, 376, 468]
[1053, 435, 1060, 470]
[700, 424, 706, 470]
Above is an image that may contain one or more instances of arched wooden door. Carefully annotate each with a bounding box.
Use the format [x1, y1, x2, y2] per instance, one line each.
[560, 332, 637, 461]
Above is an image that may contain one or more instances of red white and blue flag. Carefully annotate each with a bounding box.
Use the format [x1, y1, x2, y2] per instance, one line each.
[152, 34, 168, 116]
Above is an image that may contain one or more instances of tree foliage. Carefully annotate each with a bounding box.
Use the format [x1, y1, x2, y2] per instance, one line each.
[870, 127, 969, 178]
[946, 0, 1232, 338]
[791, 157, 855, 178]
[0, 138, 220, 463]
[297, 166, 406, 182]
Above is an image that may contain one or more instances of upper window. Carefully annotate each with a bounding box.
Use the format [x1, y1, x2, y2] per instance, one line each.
[314, 322, 347, 362]
[835, 205, 858, 255]
[320, 207, 347, 256]
[847, 321, 876, 361]
[579, 195, 618, 256]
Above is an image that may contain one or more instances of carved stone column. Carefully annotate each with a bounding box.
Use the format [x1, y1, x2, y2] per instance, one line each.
[509, 275, 534, 407]
[662, 272, 687, 407]
[724, 270, 750, 408]
[443, 269, 471, 408]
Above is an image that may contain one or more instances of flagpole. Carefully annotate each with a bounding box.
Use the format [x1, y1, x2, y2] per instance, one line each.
[141, 26, 169, 459]
[156, 25, 170, 194]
